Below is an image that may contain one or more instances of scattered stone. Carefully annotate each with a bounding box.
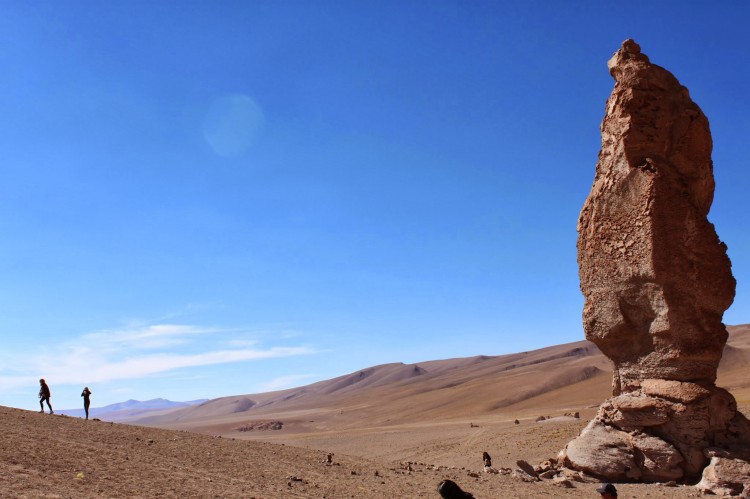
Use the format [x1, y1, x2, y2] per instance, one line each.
[234, 420, 283, 432]
[515, 460, 539, 480]
[511, 469, 538, 483]
[552, 477, 575, 488]
[514, 419, 520, 425]
[537, 458, 557, 472]
[535, 416, 546, 422]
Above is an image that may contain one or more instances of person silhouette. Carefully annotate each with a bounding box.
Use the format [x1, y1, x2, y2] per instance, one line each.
[38, 379, 53, 414]
[597, 483, 618, 498]
[81, 387, 92, 420]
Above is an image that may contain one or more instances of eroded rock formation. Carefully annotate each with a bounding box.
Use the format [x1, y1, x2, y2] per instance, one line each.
[557, 39, 750, 494]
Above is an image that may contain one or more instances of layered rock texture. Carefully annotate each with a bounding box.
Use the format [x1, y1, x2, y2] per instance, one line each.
[559, 40, 750, 494]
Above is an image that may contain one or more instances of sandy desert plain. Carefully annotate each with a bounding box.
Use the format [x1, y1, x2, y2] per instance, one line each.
[2, 324, 748, 498]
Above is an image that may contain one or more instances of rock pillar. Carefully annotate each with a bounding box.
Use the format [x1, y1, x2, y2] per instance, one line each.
[559, 40, 750, 494]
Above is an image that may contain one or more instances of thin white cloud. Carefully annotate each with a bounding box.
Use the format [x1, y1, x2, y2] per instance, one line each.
[82, 324, 221, 350]
[257, 374, 318, 392]
[46, 346, 315, 385]
[0, 324, 316, 391]
[226, 339, 260, 348]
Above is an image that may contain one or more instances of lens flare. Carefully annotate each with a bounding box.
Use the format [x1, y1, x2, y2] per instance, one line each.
[202, 94, 264, 157]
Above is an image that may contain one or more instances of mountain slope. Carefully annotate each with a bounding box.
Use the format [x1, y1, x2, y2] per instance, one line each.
[137, 325, 749, 437]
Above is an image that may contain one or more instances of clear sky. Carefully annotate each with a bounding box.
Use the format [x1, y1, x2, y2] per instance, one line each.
[1, 1, 748, 411]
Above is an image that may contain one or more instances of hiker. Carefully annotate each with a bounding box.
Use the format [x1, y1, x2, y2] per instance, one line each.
[81, 387, 92, 419]
[596, 483, 618, 498]
[39, 378, 53, 414]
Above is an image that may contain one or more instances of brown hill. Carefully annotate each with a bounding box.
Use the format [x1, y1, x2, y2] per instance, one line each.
[136, 325, 749, 471]
[4, 327, 747, 497]
[139, 341, 610, 429]
[141, 326, 749, 427]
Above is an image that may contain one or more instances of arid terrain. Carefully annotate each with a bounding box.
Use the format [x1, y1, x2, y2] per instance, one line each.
[2, 325, 748, 498]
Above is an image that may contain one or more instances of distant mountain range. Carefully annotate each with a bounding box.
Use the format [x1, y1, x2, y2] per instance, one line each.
[57, 398, 208, 421]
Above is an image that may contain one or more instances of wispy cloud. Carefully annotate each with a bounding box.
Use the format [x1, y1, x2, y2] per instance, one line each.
[0, 324, 315, 391]
[256, 374, 319, 392]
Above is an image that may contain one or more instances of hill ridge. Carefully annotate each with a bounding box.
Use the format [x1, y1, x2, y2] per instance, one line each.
[134, 325, 749, 433]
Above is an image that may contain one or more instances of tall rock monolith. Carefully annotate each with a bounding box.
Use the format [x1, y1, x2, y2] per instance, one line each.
[557, 40, 750, 494]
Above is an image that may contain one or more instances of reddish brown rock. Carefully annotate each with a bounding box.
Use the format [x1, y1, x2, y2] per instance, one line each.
[697, 453, 750, 496]
[640, 379, 710, 403]
[577, 38, 735, 391]
[556, 39, 750, 495]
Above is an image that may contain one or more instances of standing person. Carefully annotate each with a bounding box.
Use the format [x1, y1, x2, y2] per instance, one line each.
[81, 387, 92, 420]
[38, 378, 53, 414]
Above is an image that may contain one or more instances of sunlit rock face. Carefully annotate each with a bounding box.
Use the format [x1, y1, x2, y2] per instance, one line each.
[577, 38, 734, 392]
[559, 40, 750, 492]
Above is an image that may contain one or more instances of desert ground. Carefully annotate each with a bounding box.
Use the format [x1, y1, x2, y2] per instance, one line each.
[0, 405, 721, 498]
[2, 325, 748, 498]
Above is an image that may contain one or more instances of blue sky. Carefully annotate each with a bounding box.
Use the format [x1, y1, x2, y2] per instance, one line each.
[1, 1, 748, 411]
